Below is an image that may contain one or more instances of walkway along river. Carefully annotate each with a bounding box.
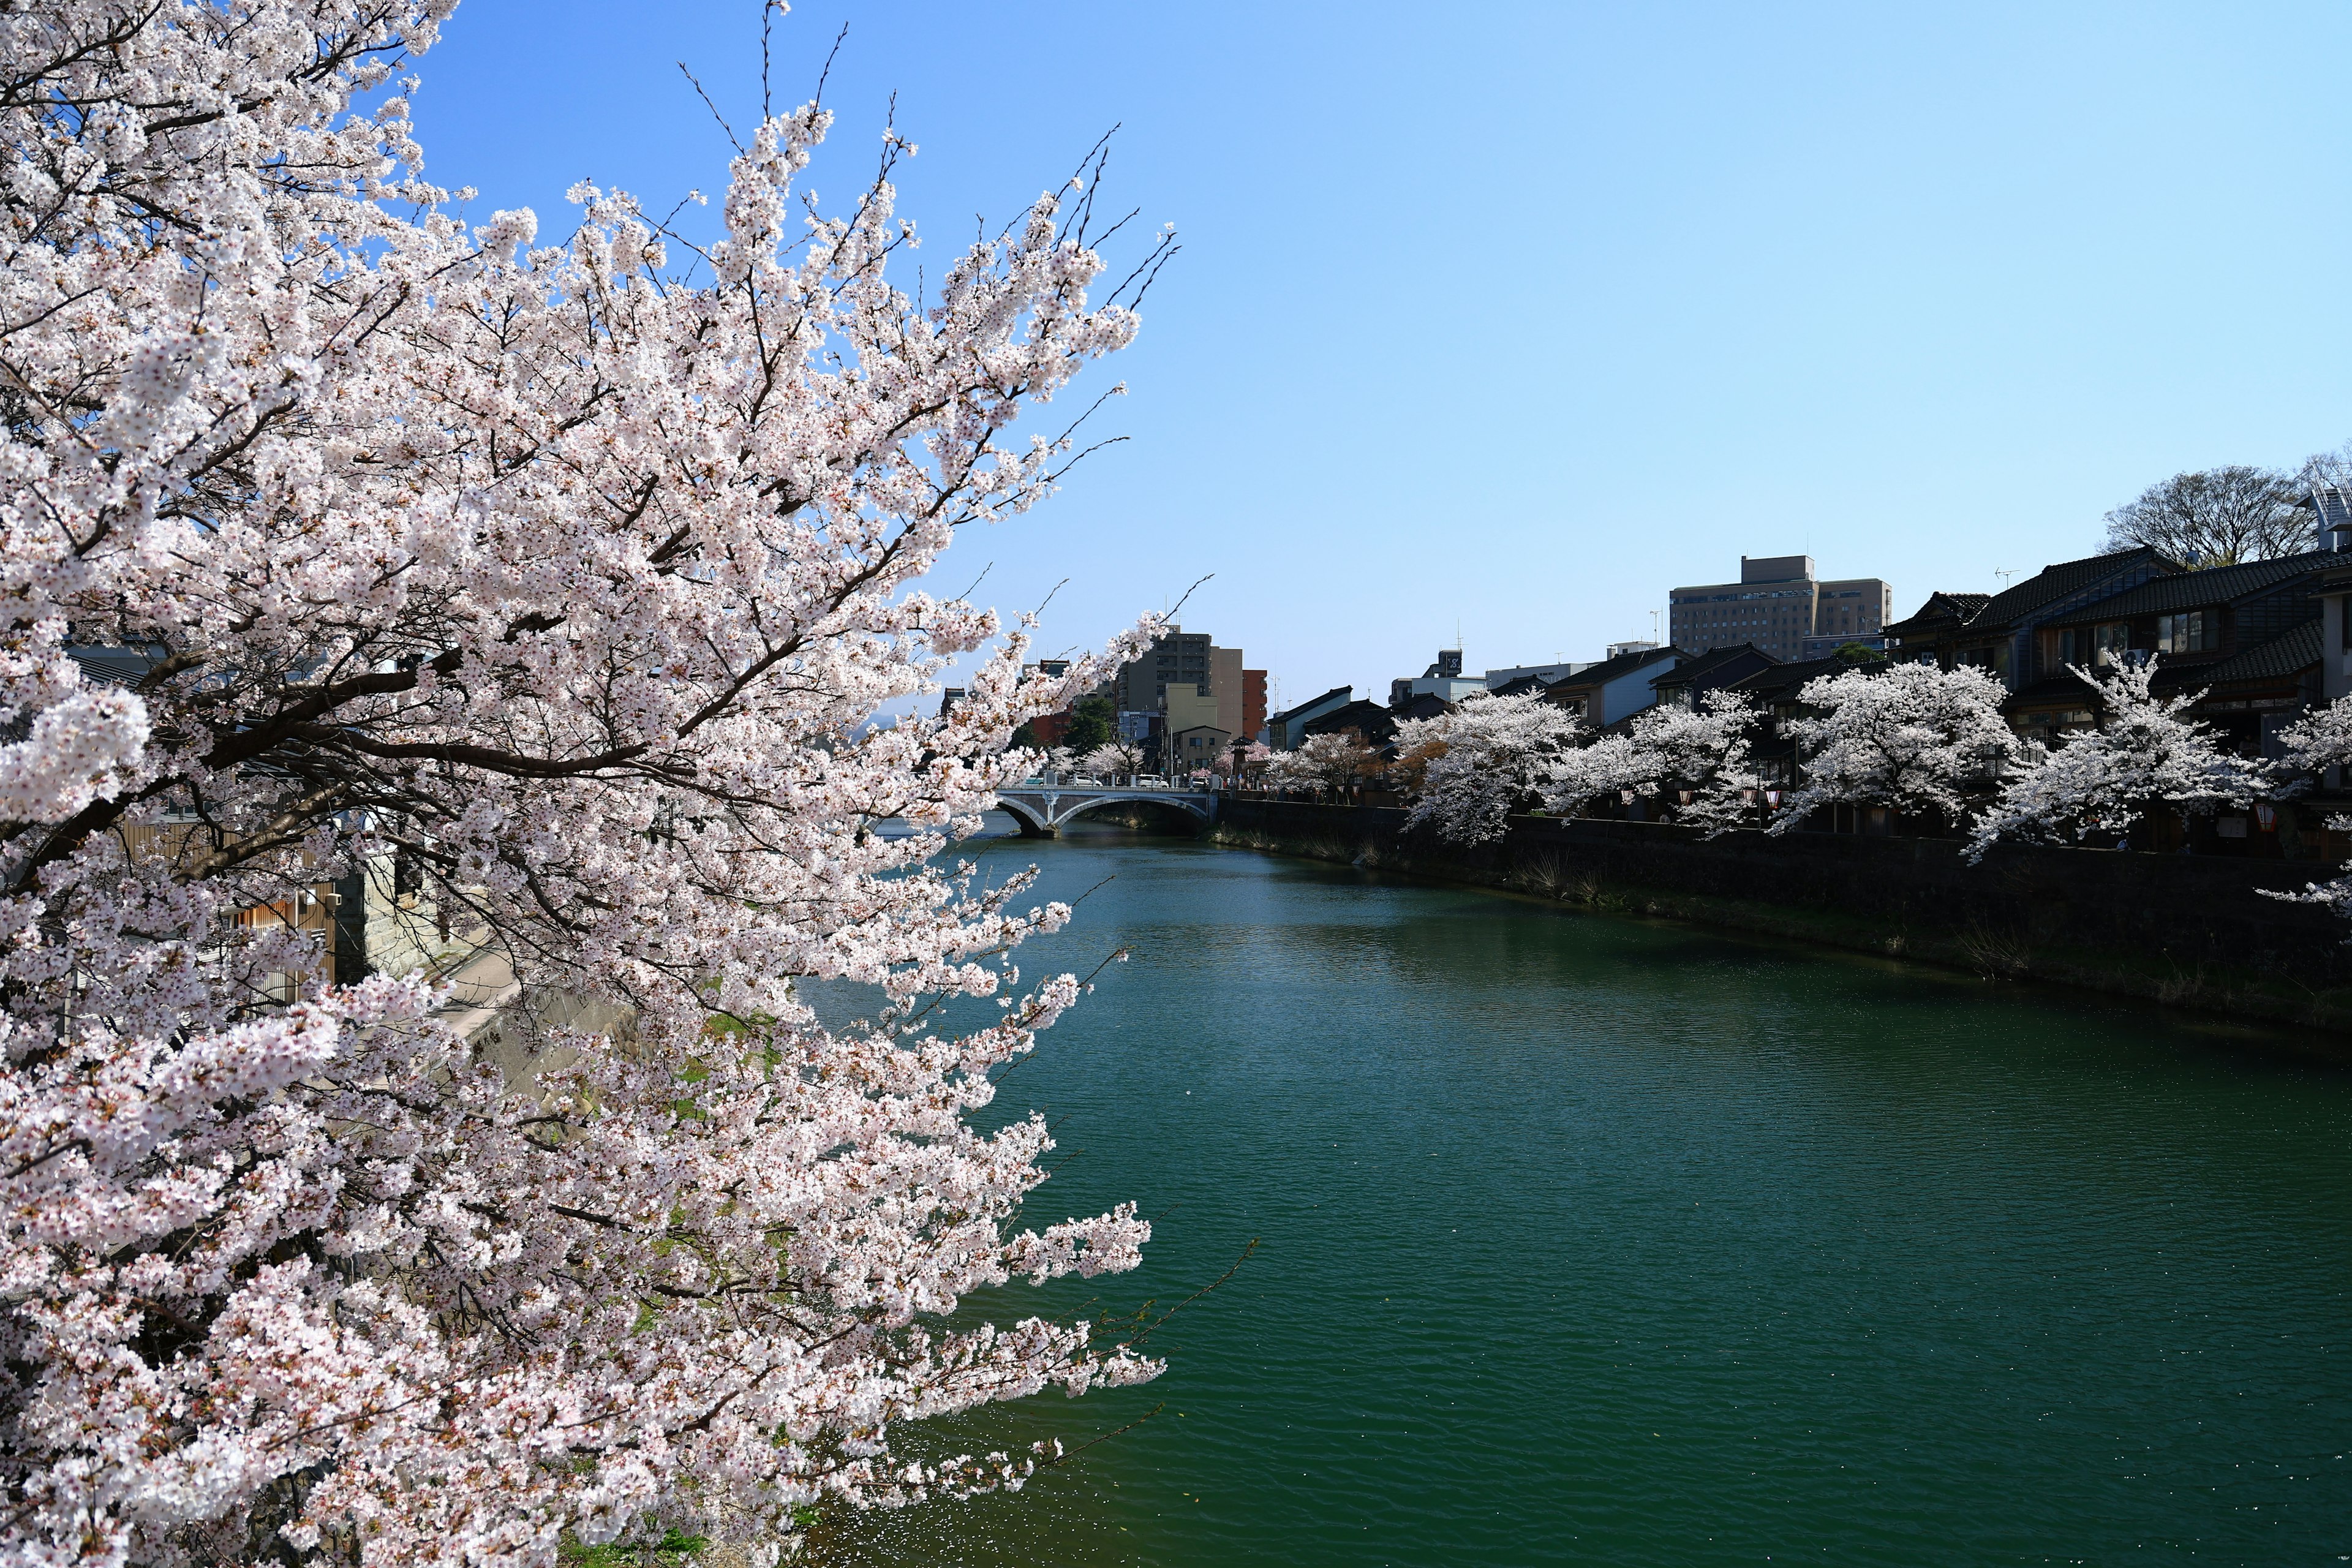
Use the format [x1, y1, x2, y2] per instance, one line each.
[821, 817, 2352, 1567]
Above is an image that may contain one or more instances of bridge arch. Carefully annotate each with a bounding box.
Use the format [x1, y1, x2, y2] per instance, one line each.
[995, 787, 1216, 837]
[1055, 793, 1213, 831]
[995, 796, 1054, 838]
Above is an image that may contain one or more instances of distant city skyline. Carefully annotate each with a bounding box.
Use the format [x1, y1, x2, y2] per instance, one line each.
[414, 1, 2352, 701]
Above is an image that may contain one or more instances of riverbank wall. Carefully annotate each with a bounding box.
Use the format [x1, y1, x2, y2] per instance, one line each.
[1203, 799, 2352, 1033]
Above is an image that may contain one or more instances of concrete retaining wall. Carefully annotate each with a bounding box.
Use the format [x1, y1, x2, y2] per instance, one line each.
[1204, 799, 2352, 1034]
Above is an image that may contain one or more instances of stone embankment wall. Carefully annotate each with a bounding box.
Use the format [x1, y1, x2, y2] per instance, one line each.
[1204, 799, 2352, 1035]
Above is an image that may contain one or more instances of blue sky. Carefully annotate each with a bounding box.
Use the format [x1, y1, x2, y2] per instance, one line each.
[410, 1, 2352, 711]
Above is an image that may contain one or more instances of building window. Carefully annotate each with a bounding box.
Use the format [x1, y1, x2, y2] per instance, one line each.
[2092, 622, 2132, 666]
[1961, 643, 2010, 675]
[2157, 611, 2216, 654]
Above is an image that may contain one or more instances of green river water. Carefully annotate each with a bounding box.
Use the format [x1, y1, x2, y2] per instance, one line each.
[826, 820, 2352, 1567]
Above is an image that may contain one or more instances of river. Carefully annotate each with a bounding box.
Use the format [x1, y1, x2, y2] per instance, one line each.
[823, 818, 2352, 1567]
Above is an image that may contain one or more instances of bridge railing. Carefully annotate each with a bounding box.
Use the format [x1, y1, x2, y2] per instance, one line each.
[1008, 776, 1208, 793]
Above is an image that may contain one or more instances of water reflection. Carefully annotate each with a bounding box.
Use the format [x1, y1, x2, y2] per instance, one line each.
[818, 816, 2352, 1567]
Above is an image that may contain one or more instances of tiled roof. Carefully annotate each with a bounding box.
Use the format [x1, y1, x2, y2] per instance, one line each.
[1724, 653, 1877, 701]
[2003, 672, 2100, 709]
[67, 646, 160, 688]
[2046, 551, 2332, 627]
[1268, 685, 1351, 725]
[1972, 547, 2173, 627]
[1882, 590, 1991, 638]
[1651, 643, 1772, 685]
[1882, 592, 1994, 639]
[1302, 698, 1396, 739]
[1544, 644, 1681, 692]
[2187, 620, 2322, 687]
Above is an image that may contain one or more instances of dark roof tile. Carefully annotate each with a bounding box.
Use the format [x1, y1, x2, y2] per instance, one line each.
[2185, 620, 2322, 687]
[1268, 685, 1351, 725]
[1544, 645, 1683, 692]
[1725, 653, 1882, 700]
[1883, 590, 1992, 638]
[2046, 551, 2331, 627]
[1651, 643, 1774, 685]
[1972, 546, 2174, 625]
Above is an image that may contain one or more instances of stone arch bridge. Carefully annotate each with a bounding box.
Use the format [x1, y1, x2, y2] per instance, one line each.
[995, 782, 1218, 837]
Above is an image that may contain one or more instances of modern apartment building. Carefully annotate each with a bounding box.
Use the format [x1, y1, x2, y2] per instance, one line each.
[1668, 554, 1894, 665]
[1113, 628, 1250, 710]
[1110, 626, 1261, 757]
[1113, 628, 1212, 712]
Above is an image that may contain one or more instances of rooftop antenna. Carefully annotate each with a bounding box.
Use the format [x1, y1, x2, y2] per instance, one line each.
[1993, 568, 2017, 589]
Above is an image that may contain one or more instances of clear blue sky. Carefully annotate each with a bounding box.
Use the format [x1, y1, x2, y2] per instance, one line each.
[411, 1, 2352, 710]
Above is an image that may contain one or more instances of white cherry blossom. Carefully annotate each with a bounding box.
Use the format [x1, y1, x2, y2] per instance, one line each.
[1264, 731, 1378, 797]
[1400, 691, 1584, 843]
[1968, 658, 2260, 861]
[1624, 692, 1762, 835]
[0, 4, 1174, 1563]
[1772, 662, 2015, 832]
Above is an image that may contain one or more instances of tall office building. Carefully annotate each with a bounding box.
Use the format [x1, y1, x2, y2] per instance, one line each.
[1111, 627, 1253, 737]
[1112, 628, 1212, 712]
[1667, 554, 1893, 664]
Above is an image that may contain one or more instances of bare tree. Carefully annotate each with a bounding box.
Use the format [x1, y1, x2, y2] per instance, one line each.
[2101, 466, 2311, 566]
[2299, 440, 2352, 493]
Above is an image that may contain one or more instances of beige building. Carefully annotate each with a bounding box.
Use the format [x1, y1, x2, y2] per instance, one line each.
[1161, 684, 1229, 773]
[1112, 627, 1246, 731]
[1668, 554, 1893, 664]
[1209, 644, 1243, 737]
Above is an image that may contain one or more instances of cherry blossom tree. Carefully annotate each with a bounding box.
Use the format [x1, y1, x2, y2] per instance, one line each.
[1771, 662, 2016, 832]
[1967, 659, 2260, 861]
[1078, 738, 1145, 780]
[1626, 692, 1762, 835]
[2272, 693, 2352, 782]
[1400, 690, 1583, 843]
[0, 4, 1179, 1564]
[1403, 691, 1760, 839]
[2258, 695, 2352, 925]
[1264, 731, 1378, 797]
[1540, 732, 1653, 818]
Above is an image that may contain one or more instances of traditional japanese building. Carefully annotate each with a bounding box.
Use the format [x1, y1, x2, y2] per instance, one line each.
[1880, 549, 2176, 688]
[2005, 550, 2332, 747]
[1646, 643, 1779, 711]
[1301, 697, 1398, 748]
[1541, 645, 1685, 726]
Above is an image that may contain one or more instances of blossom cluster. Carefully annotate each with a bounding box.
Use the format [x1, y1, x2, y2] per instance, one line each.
[1397, 659, 2352, 910]
[1399, 689, 1760, 844]
[0, 4, 1173, 1564]
[1263, 730, 1380, 798]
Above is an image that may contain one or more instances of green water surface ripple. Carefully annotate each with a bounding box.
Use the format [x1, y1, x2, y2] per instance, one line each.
[825, 822, 2352, 1566]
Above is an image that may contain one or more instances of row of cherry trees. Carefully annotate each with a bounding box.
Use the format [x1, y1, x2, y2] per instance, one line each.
[0, 3, 1183, 1565]
[1395, 661, 2352, 921]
